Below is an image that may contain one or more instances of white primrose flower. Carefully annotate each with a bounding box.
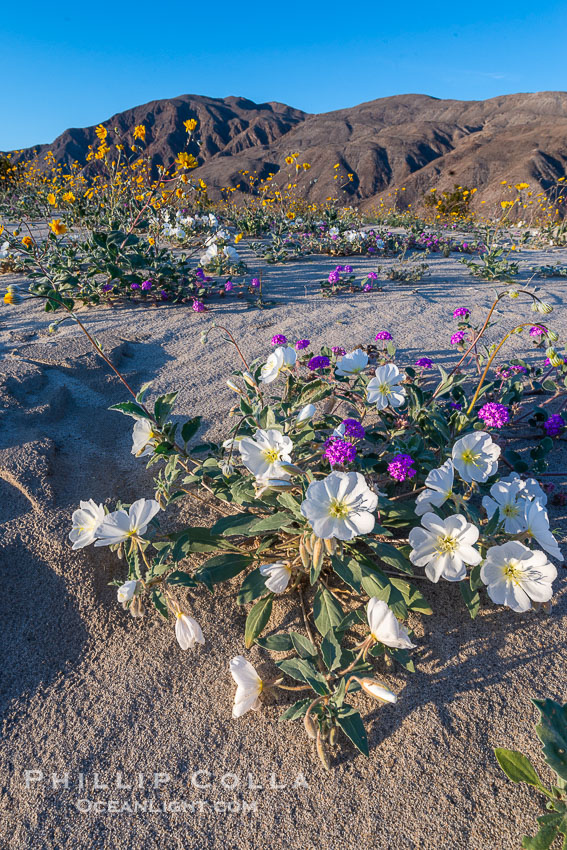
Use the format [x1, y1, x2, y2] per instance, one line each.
[415, 459, 454, 516]
[0, 241, 10, 258]
[260, 346, 297, 384]
[296, 403, 316, 424]
[500, 472, 548, 506]
[131, 419, 157, 457]
[522, 499, 564, 562]
[480, 541, 557, 612]
[359, 679, 397, 703]
[259, 562, 292, 593]
[482, 478, 528, 534]
[366, 363, 406, 410]
[117, 579, 138, 605]
[230, 656, 263, 718]
[335, 348, 369, 377]
[175, 613, 205, 651]
[451, 431, 500, 483]
[238, 429, 293, 480]
[94, 498, 160, 547]
[69, 499, 105, 549]
[409, 512, 482, 582]
[367, 598, 416, 649]
[223, 245, 240, 260]
[300, 470, 378, 541]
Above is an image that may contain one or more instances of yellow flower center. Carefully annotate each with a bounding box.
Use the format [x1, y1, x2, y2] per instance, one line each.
[378, 382, 391, 395]
[503, 560, 522, 583]
[435, 534, 459, 555]
[503, 503, 519, 517]
[328, 499, 350, 519]
[263, 448, 280, 463]
[461, 449, 480, 466]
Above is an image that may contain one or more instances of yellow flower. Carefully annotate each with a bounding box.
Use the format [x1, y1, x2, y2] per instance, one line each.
[95, 124, 107, 141]
[199, 179, 207, 189]
[286, 211, 295, 220]
[175, 152, 198, 169]
[515, 182, 529, 191]
[302, 163, 311, 170]
[21, 236, 33, 248]
[47, 193, 57, 205]
[184, 119, 197, 133]
[149, 237, 155, 246]
[235, 233, 243, 244]
[285, 156, 294, 165]
[63, 191, 75, 203]
[133, 125, 146, 141]
[49, 219, 67, 235]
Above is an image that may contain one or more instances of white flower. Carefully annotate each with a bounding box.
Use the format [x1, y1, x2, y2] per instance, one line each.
[359, 679, 397, 703]
[175, 613, 205, 650]
[451, 431, 500, 483]
[409, 512, 482, 582]
[259, 562, 292, 593]
[200, 243, 218, 264]
[366, 363, 406, 410]
[239, 429, 293, 480]
[300, 470, 378, 540]
[335, 349, 369, 377]
[230, 656, 263, 718]
[415, 460, 454, 516]
[260, 346, 296, 384]
[131, 419, 156, 457]
[482, 478, 527, 534]
[69, 499, 105, 549]
[94, 498, 160, 547]
[367, 598, 416, 649]
[0, 241, 10, 258]
[208, 213, 218, 227]
[522, 500, 564, 562]
[296, 403, 316, 424]
[329, 226, 339, 236]
[500, 472, 547, 506]
[480, 541, 557, 612]
[117, 579, 138, 604]
[223, 245, 239, 260]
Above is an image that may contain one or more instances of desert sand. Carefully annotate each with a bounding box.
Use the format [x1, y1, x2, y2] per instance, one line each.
[1, 242, 567, 849]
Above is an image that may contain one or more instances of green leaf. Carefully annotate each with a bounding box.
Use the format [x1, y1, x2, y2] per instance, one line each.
[151, 588, 169, 619]
[336, 705, 369, 756]
[534, 699, 567, 782]
[209, 513, 259, 536]
[169, 526, 235, 557]
[276, 658, 329, 696]
[245, 595, 273, 648]
[331, 556, 362, 592]
[237, 568, 267, 604]
[249, 512, 295, 533]
[279, 698, 312, 721]
[194, 553, 253, 590]
[154, 391, 178, 425]
[255, 633, 294, 652]
[495, 748, 547, 789]
[181, 417, 201, 444]
[459, 581, 481, 619]
[337, 607, 366, 632]
[109, 401, 152, 421]
[365, 540, 414, 575]
[390, 578, 432, 615]
[313, 587, 344, 636]
[522, 822, 560, 850]
[321, 629, 343, 671]
[289, 632, 318, 659]
[277, 492, 304, 518]
[166, 570, 198, 587]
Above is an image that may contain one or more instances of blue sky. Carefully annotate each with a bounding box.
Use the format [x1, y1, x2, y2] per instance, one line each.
[1, 0, 566, 150]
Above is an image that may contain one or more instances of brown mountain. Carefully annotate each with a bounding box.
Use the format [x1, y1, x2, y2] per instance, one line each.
[10, 91, 567, 211]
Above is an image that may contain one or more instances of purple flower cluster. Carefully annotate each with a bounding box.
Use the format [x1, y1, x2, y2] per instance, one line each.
[225, 280, 233, 292]
[530, 325, 546, 337]
[102, 283, 113, 293]
[328, 270, 341, 284]
[295, 339, 310, 350]
[375, 331, 392, 341]
[450, 331, 467, 345]
[324, 437, 357, 466]
[308, 355, 330, 370]
[131, 282, 140, 290]
[271, 334, 287, 346]
[415, 357, 433, 369]
[453, 307, 470, 318]
[332, 346, 346, 356]
[341, 419, 365, 440]
[544, 414, 565, 437]
[192, 300, 205, 313]
[367, 272, 378, 280]
[478, 402, 510, 428]
[250, 278, 260, 289]
[497, 364, 527, 379]
[141, 280, 152, 291]
[387, 453, 416, 482]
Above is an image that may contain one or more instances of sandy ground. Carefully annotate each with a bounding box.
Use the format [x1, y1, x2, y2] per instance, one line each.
[1, 241, 567, 849]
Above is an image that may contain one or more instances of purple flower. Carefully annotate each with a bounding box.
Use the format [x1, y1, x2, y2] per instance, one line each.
[195, 268, 206, 281]
[308, 355, 330, 371]
[141, 280, 152, 291]
[225, 280, 233, 291]
[387, 453, 416, 482]
[341, 419, 365, 440]
[331, 346, 346, 356]
[324, 437, 357, 466]
[250, 278, 260, 289]
[102, 283, 113, 293]
[449, 401, 462, 410]
[450, 331, 467, 345]
[271, 334, 287, 346]
[160, 290, 169, 300]
[130, 283, 141, 290]
[367, 272, 378, 279]
[415, 357, 433, 369]
[453, 307, 470, 318]
[544, 414, 564, 437]
[375, 331, 392, 341]
[328, 271, 340, 284]
[363, 283, 373, 291]
[192, 300, 205, 313]
[530, 325, 546, 337]
[335, 265, 344, 272]
[295, 339, 310, 350]
[344, 265, 353, 274]
[478, 402, 510, 428]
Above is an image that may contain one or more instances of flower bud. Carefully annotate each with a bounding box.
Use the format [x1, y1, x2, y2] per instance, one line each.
[538, 302, 553, 315]
[295, 403, 316, 424]
[278, 463, 304, 476]
[304, 712, 317, 740]
[303, 534, 313, 555]
[359, 678, 397, 704]
[546, 346, 557, 359]
[299, 539, 310, 569]
[328, 725, 338, 747]
[226, 379, 242, 394]
[242, 371, 257, 388]
[508, 289, 519, 299]
[48, 322, 59, 334]
[323, 538, 337, 556]
[550, 354, 564, 367]
[255, 478, 294, 495]
[311, 537, 325, 571]
[130, 595, 145, 618]
[117, 579, 138, 605]
[547, 330, 559, 342]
